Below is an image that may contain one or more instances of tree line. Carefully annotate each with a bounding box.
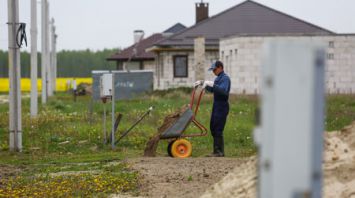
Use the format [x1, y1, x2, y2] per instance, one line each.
[0, 48, 120, 78]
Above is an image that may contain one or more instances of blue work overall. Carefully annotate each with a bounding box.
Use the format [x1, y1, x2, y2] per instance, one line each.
[206, 71, 231, 155]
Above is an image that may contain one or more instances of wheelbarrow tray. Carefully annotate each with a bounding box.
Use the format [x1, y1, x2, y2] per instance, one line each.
[160, 108, 194, 139]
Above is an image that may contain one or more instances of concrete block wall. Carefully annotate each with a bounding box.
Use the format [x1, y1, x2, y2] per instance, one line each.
[154, 50, 219, 90]
[220, 35, 355, 94]
[143, 60, 155, 71]
[220, 37, 263, 94]
[323, 35, 355, 94]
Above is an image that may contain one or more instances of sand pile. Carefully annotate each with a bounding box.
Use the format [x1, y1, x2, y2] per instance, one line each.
[201, 121, 355, 198]
[323, 123, 355, 198]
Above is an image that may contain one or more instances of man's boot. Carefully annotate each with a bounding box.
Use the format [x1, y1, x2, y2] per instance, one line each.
[215, 136, 224, 157]
[206, 137, 224, 157]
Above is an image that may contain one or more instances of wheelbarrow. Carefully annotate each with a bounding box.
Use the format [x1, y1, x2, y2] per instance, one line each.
[160, 87, 208, 158]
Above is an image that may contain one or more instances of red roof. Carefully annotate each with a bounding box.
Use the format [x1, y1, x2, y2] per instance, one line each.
[107, 33, 164, 61]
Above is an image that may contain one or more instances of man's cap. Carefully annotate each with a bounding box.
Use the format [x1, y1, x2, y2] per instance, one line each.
[208, 60, 223, 71]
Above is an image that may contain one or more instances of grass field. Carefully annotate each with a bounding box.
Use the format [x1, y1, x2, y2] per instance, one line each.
[0, 88, 259, 160]
[0, 89, 355, 196]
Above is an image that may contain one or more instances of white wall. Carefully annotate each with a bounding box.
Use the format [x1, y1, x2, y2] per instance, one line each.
[220, 35, 355, 94]
[154, 50, 219, 90]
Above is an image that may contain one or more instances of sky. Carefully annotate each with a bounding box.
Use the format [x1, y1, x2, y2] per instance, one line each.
[0, 0, 354, 51]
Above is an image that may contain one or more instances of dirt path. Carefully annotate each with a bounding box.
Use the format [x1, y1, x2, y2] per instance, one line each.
[201, 122, 355, 198]
[126, 157, 248, 198]
[126, 122, 355, 198]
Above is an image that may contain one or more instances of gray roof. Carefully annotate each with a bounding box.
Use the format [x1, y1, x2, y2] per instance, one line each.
[155, 0, 334, 47]
[163, 23, 187, 34]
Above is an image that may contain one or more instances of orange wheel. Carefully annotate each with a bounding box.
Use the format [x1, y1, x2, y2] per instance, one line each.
[170, 139, 192, 158]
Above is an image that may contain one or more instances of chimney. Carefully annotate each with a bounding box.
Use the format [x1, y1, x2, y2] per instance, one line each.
[133, 30, 144, 44]
[195, 1, 209, 24]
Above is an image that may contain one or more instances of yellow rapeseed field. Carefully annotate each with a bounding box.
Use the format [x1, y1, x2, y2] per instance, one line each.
[0, 78, 92, 92]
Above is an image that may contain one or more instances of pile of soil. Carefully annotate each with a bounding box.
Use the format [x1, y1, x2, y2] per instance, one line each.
[323, 123, 355, 197]
[126, 157, 245, 198]
[201, 122, 355, 198]
[143, 105, 189, 157]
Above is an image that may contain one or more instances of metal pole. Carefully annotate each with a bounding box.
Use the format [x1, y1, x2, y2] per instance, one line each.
[46, 1, 52, 97]
[7, 0, 22, 152]
[50, 18, 56, 93]
[30, 0, 38, 117]
[41, 0, 47, 103]
[54, 33, 57, 91]
[111, 72, 115, 149]
[103, 103, 107, 144]
[50, 18, 54, 93]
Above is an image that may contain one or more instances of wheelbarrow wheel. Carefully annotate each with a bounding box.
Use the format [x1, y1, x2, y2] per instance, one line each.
[167, 140, 174, 157]
[170, 139, 192, 158]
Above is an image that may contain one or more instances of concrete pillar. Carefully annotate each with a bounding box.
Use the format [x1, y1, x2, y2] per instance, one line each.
[194, 37, 205, 81]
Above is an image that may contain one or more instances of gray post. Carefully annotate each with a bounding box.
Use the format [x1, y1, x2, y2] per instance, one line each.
[41, 0, 47, 103]
[111, 72, 115, 149]
[54, 33, 57, 91]
[254, 39, 325, 198]
[194, 36, 205, 81]
[46, 1, 53, 97]
[103, 103, 107, 144]
[50, 18, 56, 93]
[30, 0, 38, 117]
[7, 0, 22, 152]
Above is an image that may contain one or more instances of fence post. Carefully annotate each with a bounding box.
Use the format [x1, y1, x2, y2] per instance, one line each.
[254, 39, 326, 198]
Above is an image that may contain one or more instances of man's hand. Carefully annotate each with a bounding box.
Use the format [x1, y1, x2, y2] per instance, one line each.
[194, 80, 204, 87]
[203, 81, 214, 88]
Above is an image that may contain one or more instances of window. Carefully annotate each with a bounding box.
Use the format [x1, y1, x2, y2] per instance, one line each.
[327, 53, 334, 60]
[173, 55, 188, 77]
[329, 41, 334, 48]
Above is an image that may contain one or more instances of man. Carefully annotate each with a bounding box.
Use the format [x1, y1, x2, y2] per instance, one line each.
[194, 60, 231, 157]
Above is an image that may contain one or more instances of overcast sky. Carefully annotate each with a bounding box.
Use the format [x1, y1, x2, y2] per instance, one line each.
[0, 0, 354, 51]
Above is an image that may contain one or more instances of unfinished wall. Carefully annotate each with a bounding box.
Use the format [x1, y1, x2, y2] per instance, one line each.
[220, 35, 355, 94]
[154, 50, 219, 90]
[194, 37, 206, 81]
[143, 60, 155, 71]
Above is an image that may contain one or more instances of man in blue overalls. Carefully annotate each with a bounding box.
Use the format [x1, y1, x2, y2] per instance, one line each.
[194, 61, 231, 157]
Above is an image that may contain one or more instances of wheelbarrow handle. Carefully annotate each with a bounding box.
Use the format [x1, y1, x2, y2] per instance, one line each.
[190, 87, 204, 117]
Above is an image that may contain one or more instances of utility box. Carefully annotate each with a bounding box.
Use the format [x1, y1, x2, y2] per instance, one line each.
[100, 73, 112, 98]
[92, 70, 153, 101]
[255, 39, 325, 198]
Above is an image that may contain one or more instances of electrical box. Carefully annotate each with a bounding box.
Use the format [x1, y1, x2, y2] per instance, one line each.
[100, 73, 112, 98]
[255, 39, 325, 198]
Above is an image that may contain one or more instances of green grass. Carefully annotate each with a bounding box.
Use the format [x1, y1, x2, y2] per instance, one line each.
[0, 162, 138, 197]
[1, 91, 355, 161]
[0, 89, 258, 161]
[325, 94, 355, 131]
[1, 90, 355, 196]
